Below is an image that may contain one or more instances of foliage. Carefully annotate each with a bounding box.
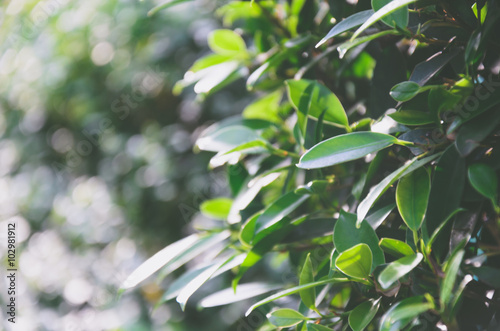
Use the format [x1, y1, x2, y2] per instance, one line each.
[125, 0, 500, 330]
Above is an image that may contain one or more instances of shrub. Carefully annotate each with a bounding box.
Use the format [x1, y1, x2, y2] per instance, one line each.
[123, 1, 500, 330]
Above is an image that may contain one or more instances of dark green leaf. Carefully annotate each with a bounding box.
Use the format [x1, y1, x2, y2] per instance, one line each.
[357, 153, 440, 226]
[396, 168, 431, 232]
[298, 132, 398, 169]
[468, 163, 498, 201]
[307, 323, 334, 331]
[455, 109, 500, 156]
[389, 110, 434, 126]
[424, 146, 465, 258]
[390, 81, 421, 102]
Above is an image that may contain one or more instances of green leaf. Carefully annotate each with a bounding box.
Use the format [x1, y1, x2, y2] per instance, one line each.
[177, 254, 236, 311]
[349, 298, 381, 331]
[121, 233, 200, 289]
[366, 203, 396, 230]
[338, 30, 397, 58]
[228, 172, 281, 224]
[334, 211, 385, 268]
[267, 308, 306, 327]
[253, 191, 310, 242]
[299, 254, 317, 312]
[396, 168, 431, 232]
[424, 146, 465, 258]
[245, 277, 349, 316]
[199, 282, 281, 308]
[298, 132, 398, 169]
[351, 0, 418, 40]
[239, 213, 259, 246]
[147, 0, 193, 16]
[440, 249, 465, 308]
[286, 79, 349, 129]
[243, 90, 283, 123]
[468, 266, 500, 289]
[200, 198, 233, 220]
[196, 125, 262, 153]
[379, 296, 433, 331]
[379, 238, 414, 258]
[378, 253, 423, 289]
[307, 324, 334, 331]
[456, 109, 500, 156]
[389, 110, 434, 126]
[335, 243, 373, 280]
[390, 81, 421, 102]
[357, 153, 440, 226]
[161, 264, 215, 303]
[372, 0, 408, 28]
[316, 10, 374, 47]
[208, 29, 247, 56]
[468, 163, 498, 201]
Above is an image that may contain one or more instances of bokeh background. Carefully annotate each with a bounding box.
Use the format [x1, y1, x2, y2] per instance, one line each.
[0, 0, 252, 329]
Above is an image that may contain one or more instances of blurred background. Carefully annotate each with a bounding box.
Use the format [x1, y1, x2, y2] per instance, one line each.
[0, 0, 253, 329]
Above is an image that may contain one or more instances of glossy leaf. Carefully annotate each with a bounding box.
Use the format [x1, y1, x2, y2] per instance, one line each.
[379, 238, 414, 258]
[390, 81, 421, 102]
[267, 308, 306, 327]
[378, 253, 423, 289]
[440, 249, 465, 308]
[389, 110, 434, 126]
[396, 168, 431, 232]
[121, 233, 200, 289]
[333, 211, 385, 268]
[200, 198, 232, 220]
[468, 163, 498, 201]
[298, 132, 398, 169]
[372, 0, 408, 28]
[286, 79, 349, 128]
[335, 243, 373, 280]
[357, 153, 440, 226]
[379, 296, 433, 331]
[245, 277, 349, 316]
[352, 0, 418, 40]
[253, 191, 309, 241]
[196, 125, 261, 153]
[316, 10, 374, 47]
[299, 254, 317, 311]
[177, 255, 236, 310]
[199, 283, 280, 308]
[349, 298, 381, 331]
[366, 203, 396, 230]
